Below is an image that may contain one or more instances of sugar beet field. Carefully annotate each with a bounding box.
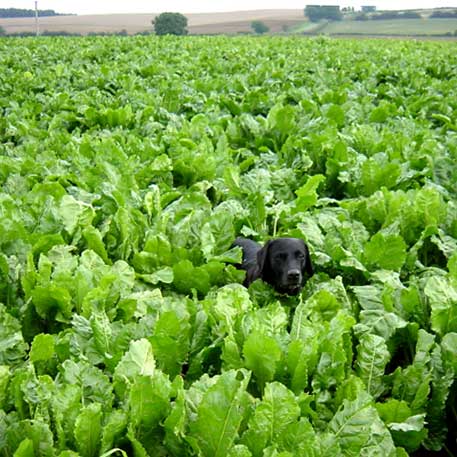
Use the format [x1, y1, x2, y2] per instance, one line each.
[1, 35, 457, 456]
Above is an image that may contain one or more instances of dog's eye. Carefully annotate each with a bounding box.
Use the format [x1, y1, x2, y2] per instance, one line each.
[296, 252, 305, 260]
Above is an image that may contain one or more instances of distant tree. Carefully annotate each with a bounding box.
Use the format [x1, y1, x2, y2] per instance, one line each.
[305, 5, 342, 22]
[152, 12, 188, 36]
[251, 20, 270, 34]
[0, 25, 5, 35]
[0, 8, 64, 18]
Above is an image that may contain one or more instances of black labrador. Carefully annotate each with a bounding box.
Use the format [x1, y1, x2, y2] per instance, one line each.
[232, 237, 314, 295]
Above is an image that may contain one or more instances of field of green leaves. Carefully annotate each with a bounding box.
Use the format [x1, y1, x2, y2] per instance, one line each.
[1, 35, 457, 456]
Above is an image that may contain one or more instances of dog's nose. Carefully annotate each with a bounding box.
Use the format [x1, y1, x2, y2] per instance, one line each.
[287, 269, 301, 282]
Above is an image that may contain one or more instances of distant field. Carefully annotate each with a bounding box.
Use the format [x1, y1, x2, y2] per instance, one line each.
[2, 9, 456, 37]
[0, 10, 305, 35]
[322, 18, 457, 36]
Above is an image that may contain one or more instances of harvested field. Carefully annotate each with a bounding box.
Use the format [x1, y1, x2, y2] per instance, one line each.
[0, 9, 305, 35]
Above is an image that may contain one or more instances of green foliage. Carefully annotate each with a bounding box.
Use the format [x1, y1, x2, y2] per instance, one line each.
[305, 5, 342, 22]
[153, 12, 188, 36]
[0, 35, 457, 456]
[251, 20, 270, 34]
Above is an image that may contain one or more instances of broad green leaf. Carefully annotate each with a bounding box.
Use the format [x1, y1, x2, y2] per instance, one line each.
[376, 399, 426, 452]
[13, 438, 34, 457]
[364, 232, 407, 271]
[293, 175, 326, 213]
[82, 227, 110, 265]
[173, 260, 210, 295]
[360, 153, 401, 196]
[60, 360, 114, 408]
[0, 365, 10, 409]
[243, 331, 282, 392]
[129, 372, 171, 431]
[100, 410, 128, 453]
[31, 285, 73, 322]
[29, 333, 55, 362]
[189, 369, 251, 457]
[90, 310, 113, 363]
[74, 402, 102, 457]
[355, 334, 390, 399]
[59, 195, 95, 237]
[0, 304, 28, 365]
[327, 392, 396, 456]
[424, 276, 457, 336]
[267, 104, 296, 137]
[326, 104, 345, 127]
[354, 310, 408, 341]
[441, 332, 457, 375]
[425, 344, 454, 451]
[5, 419, 54, 457]
[241, 382, 300, 456]
[151, 307, 191, 377]
[287, 340, 309, 395]
[113, 339, 155, 399]
[163, 376, 186, 454]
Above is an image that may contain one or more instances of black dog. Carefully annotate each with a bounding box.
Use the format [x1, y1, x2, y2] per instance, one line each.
[232, 237, 313, 295]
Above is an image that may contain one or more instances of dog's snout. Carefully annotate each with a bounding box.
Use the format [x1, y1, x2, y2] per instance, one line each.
[287, 269, 301, 281]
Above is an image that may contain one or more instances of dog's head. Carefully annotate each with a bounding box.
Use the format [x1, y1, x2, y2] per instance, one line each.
[256, 238, 313, 295]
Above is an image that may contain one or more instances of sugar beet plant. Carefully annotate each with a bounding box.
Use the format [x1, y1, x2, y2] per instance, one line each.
[1, 35, 457, 456]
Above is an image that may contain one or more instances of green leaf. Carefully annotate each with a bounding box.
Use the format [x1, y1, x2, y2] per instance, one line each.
[0, 365, 10, 409]
[425, 344, 454, 451]
[29, 333, 55, 362]
[151, 306, 191, 377]
[74, 402, 102, 457]
[241, 382, 300, 456]
[293, 175, 326, 213]
[441, 332, 457, 375]
[59, 194, 95, 237]
[326, 104, 345, 127]
[60, 360, 114, 408]
[355, 334, 390, 399]
[82, 227, 111, 265]
[424, 276, 457, 336]
[376, 399, 426, 452]
[267, 104, 296, 137]
[354, 310, 408, 340]
[243, 331, 282, 392]
[360, 153, 401, 196]
[189, 369, 251, 457]
[327, 392, 396, 456]
[287, 340, 309, 395]
[391, 329, 434, 411]
[13, 438, 34, 457]
[100, 410, 128, 454]
[31, 284, 73, 322]
[0, 304, 28, 365]
[138, 266, 174, 285]
[6, 419, 54, 457]
[163, 376, 186, 454]
[129, 372, 171, 431]
[364, 232, 407, 271]
[173, 260, 210, 295]
[113, 339, 156, 400]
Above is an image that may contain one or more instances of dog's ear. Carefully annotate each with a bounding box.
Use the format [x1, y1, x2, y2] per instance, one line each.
[256, 240, 272, 279]
[303, 243, 314, 277]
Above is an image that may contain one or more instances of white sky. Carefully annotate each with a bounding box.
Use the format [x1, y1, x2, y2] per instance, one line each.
[2, 0, 457, 14]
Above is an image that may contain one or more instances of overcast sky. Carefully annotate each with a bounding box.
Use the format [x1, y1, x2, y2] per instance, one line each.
[4, 0, 457, 14]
